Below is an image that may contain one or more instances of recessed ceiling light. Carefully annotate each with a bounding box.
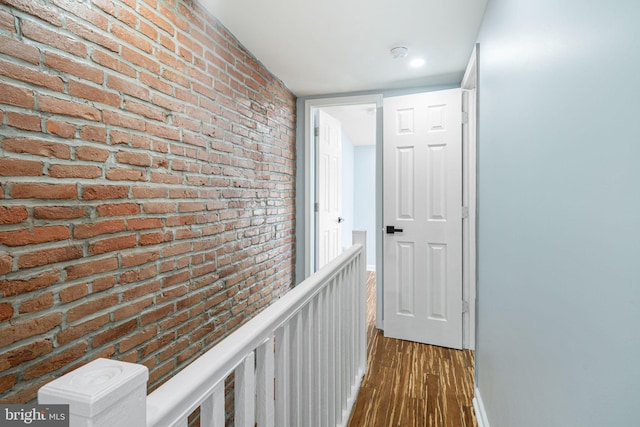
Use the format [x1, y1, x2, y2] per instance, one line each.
[410, 58, 425, 68]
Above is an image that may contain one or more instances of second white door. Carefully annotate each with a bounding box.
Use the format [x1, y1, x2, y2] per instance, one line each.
[383, 89, 463, 349]
[317, 110, 342, 270]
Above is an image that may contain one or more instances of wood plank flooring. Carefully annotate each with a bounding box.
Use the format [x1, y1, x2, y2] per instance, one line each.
[347, 273, 477, 427]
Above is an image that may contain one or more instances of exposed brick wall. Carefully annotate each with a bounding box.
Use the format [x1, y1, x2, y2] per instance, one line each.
[0, 0, 296, 403]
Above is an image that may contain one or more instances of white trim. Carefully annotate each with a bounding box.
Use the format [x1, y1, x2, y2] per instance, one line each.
[473, 387, 491, 427]
[303, 95, 383, 284]
[366, 265, 376, 272]
[461, 44, 478, 350]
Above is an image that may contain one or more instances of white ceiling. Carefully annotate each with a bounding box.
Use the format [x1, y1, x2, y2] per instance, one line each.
[199, 0, 488, 97]
[323, 105, 376, 146]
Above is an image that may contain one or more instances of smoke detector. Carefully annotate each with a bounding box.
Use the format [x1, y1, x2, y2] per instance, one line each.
[390, 46, 409, 59]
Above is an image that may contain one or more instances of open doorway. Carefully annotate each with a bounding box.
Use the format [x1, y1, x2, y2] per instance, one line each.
[304, 94, 384, 328]
[318, 105, 377, 271]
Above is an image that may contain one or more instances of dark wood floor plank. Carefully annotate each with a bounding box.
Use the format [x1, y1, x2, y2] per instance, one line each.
[348, 273, 476, 427]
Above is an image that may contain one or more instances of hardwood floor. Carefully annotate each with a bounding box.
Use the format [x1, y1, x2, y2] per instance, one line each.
[347, 273, 477, 427]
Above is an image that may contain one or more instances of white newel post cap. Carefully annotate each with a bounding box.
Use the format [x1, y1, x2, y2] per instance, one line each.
[38, 358, 149, 427]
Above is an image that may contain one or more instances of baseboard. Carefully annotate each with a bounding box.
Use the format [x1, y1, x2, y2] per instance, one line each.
[366, 265, 376, 272]
[473, 387, 491, 427]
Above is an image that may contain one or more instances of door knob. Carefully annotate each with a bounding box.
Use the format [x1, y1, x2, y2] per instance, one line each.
[338, 217, 345, 223]
[386, 226, 404, 234]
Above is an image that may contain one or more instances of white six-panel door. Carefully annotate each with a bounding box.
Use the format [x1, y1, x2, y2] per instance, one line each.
[383, 89, 463, 349]
[317, 110, 342, 270]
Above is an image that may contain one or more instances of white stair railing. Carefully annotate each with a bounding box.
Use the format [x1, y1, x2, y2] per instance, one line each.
[39, 231, 367, 427]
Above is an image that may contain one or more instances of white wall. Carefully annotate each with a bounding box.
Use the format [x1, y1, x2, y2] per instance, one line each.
[353, 145, 377, 269]
[475, 0, 640, 426]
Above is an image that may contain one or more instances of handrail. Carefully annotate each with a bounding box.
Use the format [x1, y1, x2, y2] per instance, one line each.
[39, 232, 367, 427]
[147, 243, 364, 427]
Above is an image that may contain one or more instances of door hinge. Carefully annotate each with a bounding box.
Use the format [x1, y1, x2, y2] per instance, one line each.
[462, 206, 469, 219]
[462, 301, 470, 313]
[461, 111, 469, 125]
[314, 202, 319, 213]
[314, 127, 319, 137]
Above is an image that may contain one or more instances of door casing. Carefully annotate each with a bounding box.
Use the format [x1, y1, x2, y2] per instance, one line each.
[302, 81, 477, 348]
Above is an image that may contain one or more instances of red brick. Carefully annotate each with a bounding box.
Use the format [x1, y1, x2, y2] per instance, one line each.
[47, 119, 76, 138]
[115, 150, 151, 167]
[92, 276, 115, 293]
[0, 312, 62, 347]
[0, 158, 42, 176]
[19, 292, 54, 314]
[123, 280, 161, 301]
[0, 81, 34, 108]
[0, 270, 60, 297]
[56, 314, 109, 345]
[73, 219, 125, 238]
[0, 206, 28, 224]
[96, 203, 140, 217]
[0, 60, 64, 92]
[113, 297, 153, 321]
[0, 9, 15, 32]
[141, 304, 174, 326]
[59, 283, 88, 303]
[119, 327, 156, 352]
[111, 23, 151, 53]
[92, 318, 137, 347]
[122, 250, 160, 268]
[127, 218, 162, 230]
[140, 72, 172, 95]
[18, 245, 84, 269]
[124, 99, 165, 121]
[81, 185, 129, 200]
[138, 3, 174, 35]
[0, 33, 40, 65]
[107, 74, 150, 101]
[45, 52, 104, 84]
[0, 226, 70, 247]
[119, 264, 158, 284]
[23, 342, 88, 380]
[106, 167, 146, 181]
[22, 20, 85, 57]
[89, 234, 137, 255]
[91, 49, 136, 77]
[67, 17, 118, 52]
[68, 80, 120, 108]
[102, 110, 145, 131]
[0, 339, 53, 372]
[5, 0, 62, 26]
[11, 183, 77, 199]
[2, 138, 71, 159]
[76, 146, 109, 162]
[49, 164, 102, 179]
[80, 126, 108, 143]
[40, 95, 101, 121]
[0, 303, 13, 322]
[34, 206, 86, 220]
[6, 111, 41, 131]
[65, 257, 118, 280]
[66, 294, 119, 322]
[132, 186, 168, 198]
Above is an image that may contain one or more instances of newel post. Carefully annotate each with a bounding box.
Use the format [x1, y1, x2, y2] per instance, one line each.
[38, 358, 148, 427]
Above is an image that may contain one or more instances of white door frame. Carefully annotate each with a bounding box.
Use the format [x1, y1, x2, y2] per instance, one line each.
[303, 96, 383, 331]
[461, 44, 478, 349]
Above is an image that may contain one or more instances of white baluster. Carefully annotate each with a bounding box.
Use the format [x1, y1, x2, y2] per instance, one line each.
[200, 382, 225, 427]
[256, 337, 275, 427]
[275, 325, 290, 427]
[235, 352, 255, 427]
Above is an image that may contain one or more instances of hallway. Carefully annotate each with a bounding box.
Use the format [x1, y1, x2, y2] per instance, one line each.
[348, 273, 477, 427]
